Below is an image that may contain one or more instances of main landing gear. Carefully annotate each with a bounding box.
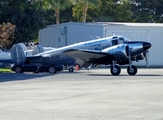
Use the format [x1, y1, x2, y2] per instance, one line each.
[127, 65, 137, 75]
[110, 62, 121, 75]
[68, 67, 74, 72]
[110, 61, 137, 75]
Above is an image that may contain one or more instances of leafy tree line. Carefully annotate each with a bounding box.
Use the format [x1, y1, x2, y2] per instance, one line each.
[0, 23, 15, 49]
[0, 0, 45, 48]
[0, 0, 163, 48]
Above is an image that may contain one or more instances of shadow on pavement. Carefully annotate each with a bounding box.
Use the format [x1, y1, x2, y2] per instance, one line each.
[86, 73, 163, 77]
[0, 72, 55, 83]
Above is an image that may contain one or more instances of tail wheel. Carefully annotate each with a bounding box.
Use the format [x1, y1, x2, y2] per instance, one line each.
[110, 65, 121, 75]
[15, 66, 23, 73]
[48, 66, 57, 74]
[127, 65, 137, 75]
[69, 67, 74, 72]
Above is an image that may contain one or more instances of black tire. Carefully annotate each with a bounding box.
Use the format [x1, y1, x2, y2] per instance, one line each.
[48, 66, 57, 74]
[69, 67, 74, 72]
[14, 66, 23, 73]
[110, 65, 121, 75]
[127, 65, 137, 75]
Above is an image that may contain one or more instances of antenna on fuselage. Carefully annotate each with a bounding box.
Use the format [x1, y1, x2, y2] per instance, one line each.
[89, 35, 94, 40]
[96, 36, 100, 39]
[89, 35, 101, 40]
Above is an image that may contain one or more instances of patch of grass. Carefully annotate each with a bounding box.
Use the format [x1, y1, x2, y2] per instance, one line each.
[0, 68, 12, 73]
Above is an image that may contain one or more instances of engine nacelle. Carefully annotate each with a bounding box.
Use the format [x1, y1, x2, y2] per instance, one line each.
[135, 53, 145, 61]
[102, 44, 128, 60]
[32, 45, 44, 55]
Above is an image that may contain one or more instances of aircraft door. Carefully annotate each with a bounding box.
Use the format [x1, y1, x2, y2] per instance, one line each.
[93, 45, 101, 51]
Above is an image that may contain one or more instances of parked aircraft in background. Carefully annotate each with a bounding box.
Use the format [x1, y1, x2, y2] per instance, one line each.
[0, 43, 75, 73]
[10, 43, 75, 73]
[0, 43, 55, 63]
[0, 47, 11, 63]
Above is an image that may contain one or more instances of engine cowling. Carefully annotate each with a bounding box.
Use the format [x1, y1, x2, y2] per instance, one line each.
[135, 53, 145, 61]
[32, 45, 44, 55]
[101, 44, 129, 60]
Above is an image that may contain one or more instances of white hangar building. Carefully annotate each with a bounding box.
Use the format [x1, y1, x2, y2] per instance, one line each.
[39, 22, 163, 67]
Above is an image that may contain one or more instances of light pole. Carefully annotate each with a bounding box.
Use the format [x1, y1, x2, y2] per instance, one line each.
[63, 26, 67, 46]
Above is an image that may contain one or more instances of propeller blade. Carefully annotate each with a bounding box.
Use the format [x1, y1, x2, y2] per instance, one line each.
[144, 51, 149, 67]
[127, 45, 132, 65]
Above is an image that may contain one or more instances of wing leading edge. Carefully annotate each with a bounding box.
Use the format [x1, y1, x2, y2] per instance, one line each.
[63, 49, 113, 68]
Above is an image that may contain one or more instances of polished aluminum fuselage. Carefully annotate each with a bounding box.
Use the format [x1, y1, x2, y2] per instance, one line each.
[34, 36, 151, 67]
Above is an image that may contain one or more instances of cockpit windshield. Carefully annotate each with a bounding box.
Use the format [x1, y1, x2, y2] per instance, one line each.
[111, 36, 131, 46]
[123, 37, 131, 43]
[111, 37, 125, 46]
[118, 37, 124, 44]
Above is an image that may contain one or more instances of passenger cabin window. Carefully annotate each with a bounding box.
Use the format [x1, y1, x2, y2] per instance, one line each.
[94, 46, 100, 50]
[101, 44, 111, 50]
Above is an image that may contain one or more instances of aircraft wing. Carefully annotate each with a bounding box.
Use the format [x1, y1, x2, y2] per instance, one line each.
[63, 49, 108, 62]
[0, 59, 13, 63]
[0, 52, 12, 63]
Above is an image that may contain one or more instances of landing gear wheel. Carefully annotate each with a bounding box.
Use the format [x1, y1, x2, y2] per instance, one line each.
[15, 66, 23, 73]
[127, 65, 137, 75]
[48, 66, 57, 74]
[69, 67, 74, 72]
[110, 65, 121, 75]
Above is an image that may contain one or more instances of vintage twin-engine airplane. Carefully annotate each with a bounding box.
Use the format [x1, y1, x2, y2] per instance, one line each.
[35, 35, 151, 75]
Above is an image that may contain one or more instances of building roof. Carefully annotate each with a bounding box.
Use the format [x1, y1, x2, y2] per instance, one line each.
[95, 22, 163, 27]
[47, 22, 163, 28]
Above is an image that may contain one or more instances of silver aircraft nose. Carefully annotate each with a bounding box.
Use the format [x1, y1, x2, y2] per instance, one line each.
[143, 42, 151, 51]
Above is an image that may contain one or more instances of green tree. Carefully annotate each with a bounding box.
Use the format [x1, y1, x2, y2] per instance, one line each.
[95, 0, 132, 22]
[71, 0, 99, 22]
[60, 6, 74, 23]
[41, 0, 70, 24]
[131, 0, 163, 22]
[0, 23, 15, 49]
[0, 0, 46, 45]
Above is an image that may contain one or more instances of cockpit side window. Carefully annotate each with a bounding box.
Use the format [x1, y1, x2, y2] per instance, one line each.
[112, 39, 118, 46]
[119, 37, 124, 44]
[123, 37, 131, 43]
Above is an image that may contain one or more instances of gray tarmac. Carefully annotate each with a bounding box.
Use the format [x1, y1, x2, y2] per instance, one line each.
[0, 68, 163, 120]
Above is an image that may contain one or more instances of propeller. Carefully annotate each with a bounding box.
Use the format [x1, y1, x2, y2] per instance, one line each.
[143, 51, 149, 67]
[126, 44, 132, 66]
